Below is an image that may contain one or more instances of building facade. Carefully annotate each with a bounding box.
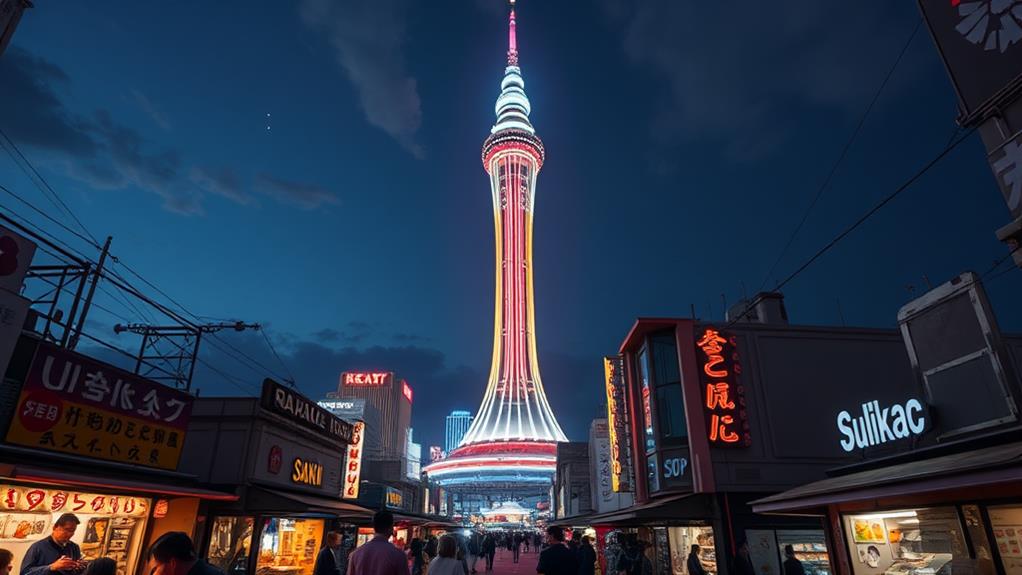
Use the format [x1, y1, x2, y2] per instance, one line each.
[445, 410, 473, 453]
[335, 371, 411, 460]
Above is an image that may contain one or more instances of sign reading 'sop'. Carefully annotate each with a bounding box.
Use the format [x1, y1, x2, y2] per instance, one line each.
[5, 341, 194, 470]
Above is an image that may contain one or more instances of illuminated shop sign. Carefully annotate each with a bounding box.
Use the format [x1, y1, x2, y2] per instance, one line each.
[402, 381, 413, 403]
[696, 328, 751, 447]
[0, 485, 148, 516]
[603, 356, 633, 492]
[291, 457, 324, 487]
[342, 421, 365, 499]
[341, 372, 393, 387]
[6, 341, 193, 470]
[385, 487, 404, 510]
[836, 399, 926, 452]
[261, 379, 353, 445]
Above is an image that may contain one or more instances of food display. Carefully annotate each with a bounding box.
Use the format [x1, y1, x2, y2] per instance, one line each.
[776, 531, 831, 575]
[667, 526, 716, 575]
[845, 509, 963, 575]
[989, 506, 1022, 575]
[256, 518, 325, 575]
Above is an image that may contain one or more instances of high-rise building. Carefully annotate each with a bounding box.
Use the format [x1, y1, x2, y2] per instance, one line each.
[335, 371, 412, 460]
[317, 397, 384, 459]
[424, 1, 566, 492]
[406, 428, 422, 480]
[445, 410, 473, 453]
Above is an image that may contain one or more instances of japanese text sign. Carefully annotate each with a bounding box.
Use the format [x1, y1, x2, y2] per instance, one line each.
[0, 485, 149, 518]
[6, 341, 193, 470]
[342, 421, 365, 500]
[695, 328, 751, 447]
[603, 356, 633, 492]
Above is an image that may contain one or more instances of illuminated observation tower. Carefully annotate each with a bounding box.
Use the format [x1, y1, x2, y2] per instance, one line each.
[424, 0, 567, 492]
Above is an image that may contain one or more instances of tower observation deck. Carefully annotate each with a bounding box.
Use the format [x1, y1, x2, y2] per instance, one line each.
[424, 1, 567, 492]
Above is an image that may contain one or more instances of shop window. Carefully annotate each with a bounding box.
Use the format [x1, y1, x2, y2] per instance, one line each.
[0, 486, 149, 575]
[207, 517, 254, 575]
[987, 505, 1022, 574]
[651, 334, 687, 444]
[746, 530, 830, 575]
[843, 508, 974, 575]
[256, 518, 325, 575]
[667, 526, 715, 575]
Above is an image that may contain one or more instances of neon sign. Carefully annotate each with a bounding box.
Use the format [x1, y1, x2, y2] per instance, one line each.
[696, 328, 751, 447]
[291, 458, 324, 487]
[341, 372, 393, 387]
[342, 421, 365, 499]
[837, 399, 926, 451]
[603, 356, 632, 492]
[402, 381, 413, 403]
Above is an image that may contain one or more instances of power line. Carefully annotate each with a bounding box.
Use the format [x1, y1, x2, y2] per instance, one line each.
[0, 183, 101, 252]
[261, 328, 297, 387]
[757, 18, 923, 292]
[0, 127, 101, 246]
[728, 124, 979, 327]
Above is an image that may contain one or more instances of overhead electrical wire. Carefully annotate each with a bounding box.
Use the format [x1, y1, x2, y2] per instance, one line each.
[757, 18, 924, 294]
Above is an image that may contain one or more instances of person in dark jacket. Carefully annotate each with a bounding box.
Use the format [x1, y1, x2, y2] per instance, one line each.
[314, 532, 343, 575]
[687, 545, 706, 575]
[481, 535, 496, 572]
[82, 558, 117, 575]
[22, 514, 84, 575]
[577, 537, 596, 575]
[783, 546, 805, 575]
[147, 531, 226, 575]
[733, 541, 755, 575]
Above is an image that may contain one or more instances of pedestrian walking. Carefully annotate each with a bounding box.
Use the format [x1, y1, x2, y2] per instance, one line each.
[429, 536, 467, 575]
[467, 533, 480, 574]
[523, 535, 530, 554]
[783, 546, 805, 575]
[21, 514, 84, 575]
[146, 531, 226, 575]
[687, 545, 706, 575]
[314, 532, 344, 575]
[346, 511, 409, 575]
[411, 540, 427, 575]
[577, 537, 596, 575]
[537, 527, 578, 575]
[482, 534, 496, 572]
[425, 538, 439, 562]
[512, 534, 522, 564]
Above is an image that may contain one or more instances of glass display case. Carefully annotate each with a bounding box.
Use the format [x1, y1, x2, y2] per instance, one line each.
[843, 508, 966, 575]
[256, 518, 325, 575]
[776, 530, 831, 575]
[207, 517, 255, 575]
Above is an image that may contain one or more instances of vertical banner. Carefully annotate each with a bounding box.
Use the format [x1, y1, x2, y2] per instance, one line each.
[695, 328, 751, 447]
[342, 421, 365, 499]
[603, 356, 634, 492]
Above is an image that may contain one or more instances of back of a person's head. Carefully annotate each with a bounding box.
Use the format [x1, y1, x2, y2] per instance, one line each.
[438, 536, 457, 559]
[83, 557, 117, 575]
[372, 510, 394, 534]
[150, 532, 196, 563]
[0, 549, 13, 572]
[784, 545, 794, 556]
[546, 526, 564, 542]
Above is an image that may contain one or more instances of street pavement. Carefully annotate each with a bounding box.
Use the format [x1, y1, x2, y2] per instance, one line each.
[472, 547, 539, 575]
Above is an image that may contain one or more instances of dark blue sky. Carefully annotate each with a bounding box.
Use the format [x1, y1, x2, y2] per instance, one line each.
[1, 1, 1019, 450]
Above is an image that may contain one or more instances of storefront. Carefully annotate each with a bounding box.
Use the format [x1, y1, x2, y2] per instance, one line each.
[178, 379, 371, 575]
[0, 336, 238, 575]
[589, 298, 962, 575]
[750, 279, 1022, 575]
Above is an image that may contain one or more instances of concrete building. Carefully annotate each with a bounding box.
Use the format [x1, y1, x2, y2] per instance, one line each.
[553, 442, 592, 521]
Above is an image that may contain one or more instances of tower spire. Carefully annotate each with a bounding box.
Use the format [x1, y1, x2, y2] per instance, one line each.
[507, 0, 518, 66]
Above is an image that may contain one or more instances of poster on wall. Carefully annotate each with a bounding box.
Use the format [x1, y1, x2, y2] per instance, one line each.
[989, 506, 1022, 575]
[850, 517, 887, 544]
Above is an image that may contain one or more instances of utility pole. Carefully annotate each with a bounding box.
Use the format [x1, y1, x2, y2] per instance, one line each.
[114, 320, 261, 391]
[68, 236, 111, 350]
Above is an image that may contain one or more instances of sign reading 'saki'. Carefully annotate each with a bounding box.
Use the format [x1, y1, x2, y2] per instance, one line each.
[6, 341, 193, 470]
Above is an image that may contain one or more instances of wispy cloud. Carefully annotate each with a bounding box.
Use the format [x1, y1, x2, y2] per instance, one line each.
[299, 0, 424, 158]
[256, 173, 340, 210]
[129, 89, 172, 131]
[190, 166, 252, 206]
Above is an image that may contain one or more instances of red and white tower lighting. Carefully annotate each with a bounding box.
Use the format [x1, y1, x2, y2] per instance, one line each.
[425, 0, 566, 490]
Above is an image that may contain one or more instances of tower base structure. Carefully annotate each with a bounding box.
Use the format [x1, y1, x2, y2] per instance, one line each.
[425, 440, 556, 493]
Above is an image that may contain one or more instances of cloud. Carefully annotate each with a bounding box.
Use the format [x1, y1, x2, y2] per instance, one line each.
[0, 47, 97, 155]
[603, 1, 914, 159]
[299, 0, 423, 158]
[1, 48, 335, 215]
[255, 173, 340, 210]
[129, 89, 172, 131]
[190, 166, 252, 205]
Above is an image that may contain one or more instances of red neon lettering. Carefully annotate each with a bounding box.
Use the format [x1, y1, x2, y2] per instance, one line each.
[705, 383, 735, 410]
[709, 414, 740, 443]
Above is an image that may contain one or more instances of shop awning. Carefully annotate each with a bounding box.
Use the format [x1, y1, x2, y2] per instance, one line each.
[246, 487, 374, 519]
[553, 493, 713, 527]
[751, 441, 1022, 515]
[0, 464, 239, 501]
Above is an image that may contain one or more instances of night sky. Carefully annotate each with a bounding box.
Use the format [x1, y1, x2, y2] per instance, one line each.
[2, 1, 1019, 451]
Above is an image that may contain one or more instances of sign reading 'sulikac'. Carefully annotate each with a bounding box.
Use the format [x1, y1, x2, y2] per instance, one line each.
[261, 379, 353, 445]
[836, 398, 927, 452]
